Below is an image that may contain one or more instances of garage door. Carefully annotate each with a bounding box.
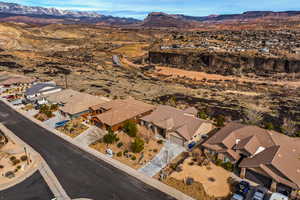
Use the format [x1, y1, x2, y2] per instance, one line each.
[170, 135, 184, 146]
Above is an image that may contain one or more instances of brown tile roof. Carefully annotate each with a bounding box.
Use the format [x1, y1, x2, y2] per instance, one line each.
[60, 92, 109, 115]
[44, 89, 82, 104]
[141, 105, 210, 141]
[183, 107, 198, 116]
[93, 98, 155, 127]
[0, 72, 35, 86]
[235, 135, 261, 155]
[203, 122, 300, 189]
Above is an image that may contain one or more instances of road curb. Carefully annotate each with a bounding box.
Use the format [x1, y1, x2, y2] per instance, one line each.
[0, 123, 70, 200]
[1, 99, 195, 200]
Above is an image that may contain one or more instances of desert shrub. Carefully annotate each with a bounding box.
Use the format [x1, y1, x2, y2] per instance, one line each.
[265, 122, 274, 130]
[117, 142, 123, 148]
[0, 165, 4, 169]
[116, 152, 122, 157]
[16, 165, 21, 170]
[38, 105, 54, 118]
[189, 162, 194, 166]
[170, 163, 177, 170]
[123, 120, 138, 137]
[131, 155, 136, 160]
[215, 159, 223, 166]
[215, 115, 225, 127]
[50, 104, 58, 111]
[10, 156, 16, 162]
[123, 150, 129, 155]
[153, 149, 158, 153]
[221, 162, 234, 172]
[12, 159, 20, 166]
[197, 111, 208, 120]
[131, 137, 144, 153]
[20, 155, 28, 161]
[157, 140, 163, 144]
[103, 129, 118, 144]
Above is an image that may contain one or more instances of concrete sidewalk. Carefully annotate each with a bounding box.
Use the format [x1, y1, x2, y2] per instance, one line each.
[1, 99, 194, 200]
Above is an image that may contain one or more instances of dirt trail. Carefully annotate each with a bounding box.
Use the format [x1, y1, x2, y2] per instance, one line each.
[155, 66, 300, 88]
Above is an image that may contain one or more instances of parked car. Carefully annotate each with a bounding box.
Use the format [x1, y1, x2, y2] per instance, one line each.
[252, 186, 267, 200]
[188, 141, 196, 149]
[231, 193, 244, 200]
[269, 192, 288, 200]
[236, 181, 251, 197]
[201, 134, 209, 139]
[55, 120, 69, 128]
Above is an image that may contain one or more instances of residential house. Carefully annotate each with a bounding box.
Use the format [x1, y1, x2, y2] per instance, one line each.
[59, 92, 109, 119]
[141, 105, 213, 147]
[25, 82, 62, 102]
[43, 89, 82, 105]
[0, 72, 35, 87]
[201, 122, 300, 196]
[91, 98, 155, 131]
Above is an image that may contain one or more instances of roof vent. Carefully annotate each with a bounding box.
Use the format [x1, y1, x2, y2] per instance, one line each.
[253, 146, 266, 156]
[235, 139, 241, 145]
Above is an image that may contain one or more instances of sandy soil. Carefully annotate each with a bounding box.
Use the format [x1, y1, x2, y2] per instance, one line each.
[155, 66, 300, 88]
[90, 128, 163, 169]
[57, 119, 89, 138]
[0, 141, 32, 185]
[170, 157, 231, 198]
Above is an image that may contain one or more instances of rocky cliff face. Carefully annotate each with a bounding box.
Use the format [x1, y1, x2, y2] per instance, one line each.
[149, 51, 300, 75]
[141, 12, 193, 28]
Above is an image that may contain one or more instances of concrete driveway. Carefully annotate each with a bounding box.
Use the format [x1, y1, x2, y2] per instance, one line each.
[0, 101, 175, 200]
[139, 141, 185, 177]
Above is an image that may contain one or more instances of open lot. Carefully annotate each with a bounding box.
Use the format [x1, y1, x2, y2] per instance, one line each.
[170, 157, 231, 198]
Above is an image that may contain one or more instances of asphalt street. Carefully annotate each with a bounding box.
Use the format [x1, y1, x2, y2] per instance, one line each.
[0, 171, 54, 200]
[0, 101, 175, 200]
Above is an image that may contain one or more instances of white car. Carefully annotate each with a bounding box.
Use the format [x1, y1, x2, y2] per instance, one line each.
[231, 193, 244, 200]
[269, 193, 289, 200]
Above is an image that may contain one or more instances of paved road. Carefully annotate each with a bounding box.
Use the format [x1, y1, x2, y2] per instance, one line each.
[0, 171, 54, 200]
[0, 102, 175, 200]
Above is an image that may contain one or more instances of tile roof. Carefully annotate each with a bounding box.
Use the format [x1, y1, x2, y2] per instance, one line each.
[58, 91, 109, 115]
[203, 122, 300, 189]
[92, 98, 155, 127]
[0, 72, 35, 86]
[141, 105, 210, 141]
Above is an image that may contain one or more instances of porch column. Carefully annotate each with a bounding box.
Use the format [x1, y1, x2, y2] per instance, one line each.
[154, 126, 158, 135]
[240, 167, 246, 179]
[270, 180, 277, 192]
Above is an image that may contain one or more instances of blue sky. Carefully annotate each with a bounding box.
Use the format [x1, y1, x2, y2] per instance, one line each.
[4, 0, 300, 19]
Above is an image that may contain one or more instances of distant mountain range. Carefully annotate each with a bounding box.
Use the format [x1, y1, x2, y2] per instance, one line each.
[0, 1, 140, 25]
[0, 2, 101, 18]
[0, 1, 300, 27]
